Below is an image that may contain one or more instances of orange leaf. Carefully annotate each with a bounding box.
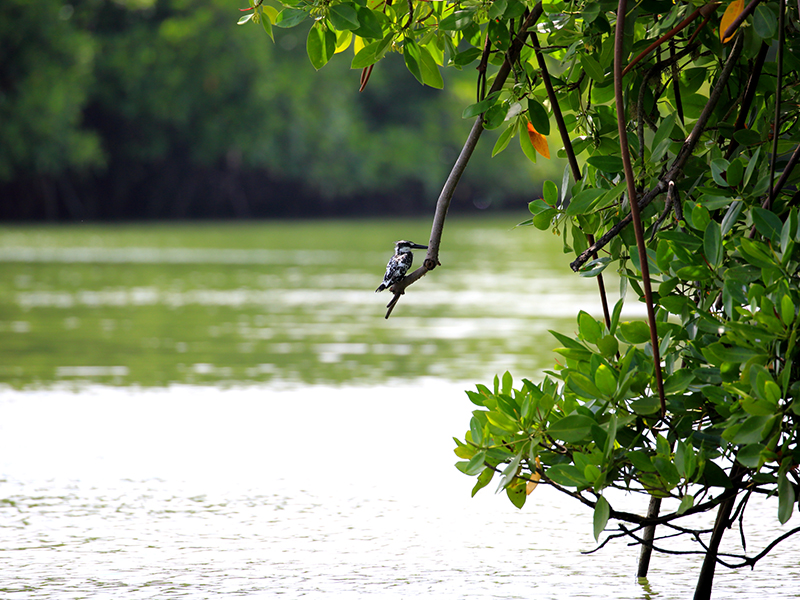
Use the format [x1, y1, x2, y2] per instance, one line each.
[720, 0, 744, 43]
[527, 122, 550, 159]
[526, 457, 542, 495]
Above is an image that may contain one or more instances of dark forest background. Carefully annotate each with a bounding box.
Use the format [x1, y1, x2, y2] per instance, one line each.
[0, 0, 563, 221]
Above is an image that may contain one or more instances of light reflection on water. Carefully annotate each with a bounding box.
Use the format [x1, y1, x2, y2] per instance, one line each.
[1, 384, 799, 599]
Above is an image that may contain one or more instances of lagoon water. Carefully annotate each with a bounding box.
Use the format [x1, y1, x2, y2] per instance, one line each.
[1, 219, 798, 598]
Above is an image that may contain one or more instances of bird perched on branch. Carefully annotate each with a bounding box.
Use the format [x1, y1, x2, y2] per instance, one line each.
[375, 240, 428, 292]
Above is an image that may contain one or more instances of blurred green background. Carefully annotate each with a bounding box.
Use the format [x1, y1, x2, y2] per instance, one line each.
[0, 0, 563, 221]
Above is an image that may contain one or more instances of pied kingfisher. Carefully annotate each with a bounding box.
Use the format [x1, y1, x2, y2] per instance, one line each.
[375, 240, 428, 292]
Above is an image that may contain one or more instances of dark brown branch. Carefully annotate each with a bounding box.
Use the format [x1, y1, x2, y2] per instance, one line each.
[570, 33, 744, 272]
[531, 33, 580, 182]
[717, 526, 800, 569]
[615, 0, 667, 417]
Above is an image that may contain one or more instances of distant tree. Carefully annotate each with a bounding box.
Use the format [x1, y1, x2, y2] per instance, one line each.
[0, 0, 557, 220]
[245, 0, 800, 597]
[0, 0, 102, 180]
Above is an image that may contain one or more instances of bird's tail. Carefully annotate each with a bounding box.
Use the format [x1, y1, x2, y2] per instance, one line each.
[375, 283, 387, 293]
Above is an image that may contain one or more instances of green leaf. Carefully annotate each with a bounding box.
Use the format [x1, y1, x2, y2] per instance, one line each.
[703, 342, 760, 364]
[651, 112, 676, 158]
[617, 321, 651, 344]
[549, 330, 590, 350]
[677, 494, 694, 515]
[586, 155, 624, 173]
[721, 200, 744, 237]
[506, 480, 527, 509]
[736, 443, 765, 468]
[594, 364, 618, 397]
[593, 496, 610, 541]
[663, 370, 695, 394]
[471, 466, 494, 496]
[542, 180, 558, 207]
[778, 470, 796, 524]
[462, 91, 501, 119]
[328, 3, 360, 30]
[403, 39, 424, 85]
[469, 415, 484, 446]
[703, 221, 723, 268]
[733, 129, 762, 146]
[578, 311, 602, 343]
[565, 188, 607, 216]
[780, 294, 795, 327]
[463, 450, 487, 475]
[519, 121, 538, 163]
[726, 158, 744, 187]
[581, 53, 606, 82]
[752, 207, 783, 242]
[710, 158, 730, 187]
[725, 415, 772, 444]
[739, 237, 779, 269]
[628, 450, 657, 472]
[417, 44, 444, 89]
[453, 47, 482, 66]
[653, 456, 681, 486]
[501, 370, 513, 395]
[545, 463, 588, 487]
[497, 452, 523, 492]
[306, 22, 336, 70]
[610, 298, 624, 334]
[237, 12, 254, 24]
[566, 372, 603, 400]
[351, 38, 386, 69]
[488, 0, 508, 19]
[548, 414, 596, 443]
[596, 334, 619, 357]
[630, 396, 661, 415]
[528, 99, 550, 135]
[352, 6, 384, 38]
[439, 9, 476, 30]
[492, 125, 515, 157]
[274, 7, 308, 28]
[753, 4, 778, 39]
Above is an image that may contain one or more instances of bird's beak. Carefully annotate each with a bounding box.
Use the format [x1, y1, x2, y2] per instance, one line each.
[411, 243, 428, 249]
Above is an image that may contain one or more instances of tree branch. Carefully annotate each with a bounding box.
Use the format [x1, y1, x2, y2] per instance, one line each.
[570, 32, 744, 272]
[385, 2, 545, 317]
[615, 0, 667, 416]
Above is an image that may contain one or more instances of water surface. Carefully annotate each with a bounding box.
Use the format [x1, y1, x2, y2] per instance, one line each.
[1, 220, 797, 598]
